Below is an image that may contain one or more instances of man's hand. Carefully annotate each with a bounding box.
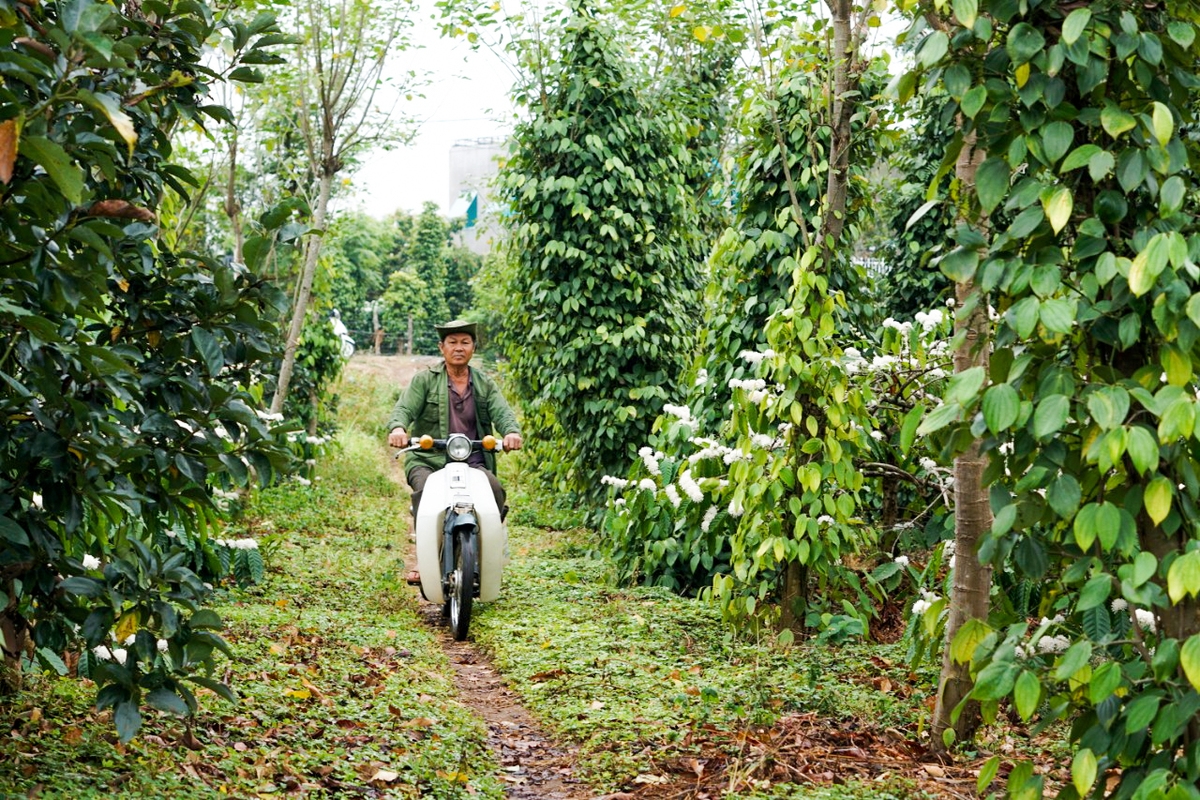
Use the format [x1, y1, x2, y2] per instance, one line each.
[388, 427, 409, 448]
[503, 433, 523, 451]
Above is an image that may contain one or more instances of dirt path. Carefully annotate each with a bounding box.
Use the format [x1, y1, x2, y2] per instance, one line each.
[350, 355, 590, 798]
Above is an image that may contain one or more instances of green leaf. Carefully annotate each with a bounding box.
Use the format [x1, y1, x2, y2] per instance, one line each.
[1077, 574, 1112, 611]
[0, 516, 29, 546]
[114, 700, 142, 743]
[1088, 150, 1116, 182]
[973, 660, 1019, 700]
[1181, 635, 1200, 691]
[1151, 102, 1174, 146]
[146, 687, 190, 716]
[1129, 233, 1171, 297]
[229, 66, 264, 83]
[190, 328, 224, 377]
[1032, 395, 1070, 439]
[1041, 121, 1073, 165]
[189, 609, 224, 630]
[1013, 670, 1040, 721]
[961, 85, 987, 119]
[1038, 297, 1075, 334]
[1042, 186, 1073, 234]
[1062, 8, 1091, 45]
[1159, 397, 1196, 442]
[940, 247, 978, 283]
[1007, 22, 1045, 64]
[1009, 296, 1040, 339]
[1125, 694, 1161, 733]
[982, 384, 1020, 433]
[1167, 550, 1200, 603]
[899, 404, 924, 455]
[1160, 176, 1186, 215]
[946, 366, 986, 405]
[1101, 104, 1137, 138]
[1047, 474, 1082, 518]
[1133, 551, 1158, 587]
[1087, 386, 1129, 430]
[1088, 661, 1122, 704]
[1072, 749, 1097, 797]
[917, 401, 962, 436]
[1168, 21, 1196, 47]
[1074, 503, 1100, 550]
[1061, 144, 1101, 172]
[919, 31, 949, 67]
[77, 89, 136, 155]
[977, 756, 1001, 794]
[950, 617, 992, 664]
[975, 158, 1010, 214]
[1055, 641, 1093, 681]
[1161, 344, 1192, 386]
[1127, 426, 1160, 475]
[21, 136, 84, 205]
[952, 0, 977, 29]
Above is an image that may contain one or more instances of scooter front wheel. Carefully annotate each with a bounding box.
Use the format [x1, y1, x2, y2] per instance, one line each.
[448, 531, 477, 641]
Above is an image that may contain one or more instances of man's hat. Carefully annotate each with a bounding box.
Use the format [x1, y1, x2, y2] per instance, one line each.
[435, 319, 478, 340]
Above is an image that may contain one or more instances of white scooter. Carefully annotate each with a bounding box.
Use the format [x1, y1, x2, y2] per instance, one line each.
[395, 433, 507, 640]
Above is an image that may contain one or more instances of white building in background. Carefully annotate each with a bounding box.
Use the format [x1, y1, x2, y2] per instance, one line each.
[448, 137, 507, 255]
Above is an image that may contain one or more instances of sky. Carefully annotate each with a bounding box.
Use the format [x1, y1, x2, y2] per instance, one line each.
[345, 16, 518, 220]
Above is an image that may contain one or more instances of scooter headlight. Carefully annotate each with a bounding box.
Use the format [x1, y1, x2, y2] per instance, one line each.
[446, 434, 472, 462]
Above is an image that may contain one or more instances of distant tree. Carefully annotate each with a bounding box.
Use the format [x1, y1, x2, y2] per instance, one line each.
[444, 243, 481, 321]
[406, 202, 452, 354]
[327, 213, 392, 345]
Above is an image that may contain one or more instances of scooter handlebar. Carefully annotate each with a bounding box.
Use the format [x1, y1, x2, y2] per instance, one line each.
[392, 435, 504, 458]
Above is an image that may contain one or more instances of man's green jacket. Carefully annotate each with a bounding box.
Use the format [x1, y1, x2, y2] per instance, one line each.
[387, 361, 521, 477]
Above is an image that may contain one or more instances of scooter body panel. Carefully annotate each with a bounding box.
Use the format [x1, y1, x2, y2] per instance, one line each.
[414, 462, 506, 604]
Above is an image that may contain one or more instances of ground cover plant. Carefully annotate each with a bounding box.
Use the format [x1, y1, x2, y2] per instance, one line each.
[0, 422, 504, 799]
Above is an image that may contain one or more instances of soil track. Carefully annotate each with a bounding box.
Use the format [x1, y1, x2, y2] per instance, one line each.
[349, 355, 590, 798]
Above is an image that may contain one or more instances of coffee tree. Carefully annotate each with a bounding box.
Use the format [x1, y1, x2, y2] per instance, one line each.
[900, 0, 1200, 792]
[0, 0, 292, 741]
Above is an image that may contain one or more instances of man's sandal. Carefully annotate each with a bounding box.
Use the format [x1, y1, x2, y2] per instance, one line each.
[405, 570, 422, 585]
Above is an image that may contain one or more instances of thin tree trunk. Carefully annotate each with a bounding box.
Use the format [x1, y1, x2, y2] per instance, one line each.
[780, 562, 807, 632]
[271, 167, 334, 415]
[406, 312, 413, 355]
[224, 133, 244, 264]
[931, 131, 993, 752]
[822, 0, 854, 256]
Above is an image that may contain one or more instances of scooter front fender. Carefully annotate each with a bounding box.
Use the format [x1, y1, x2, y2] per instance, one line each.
[413, 463, 506, 604]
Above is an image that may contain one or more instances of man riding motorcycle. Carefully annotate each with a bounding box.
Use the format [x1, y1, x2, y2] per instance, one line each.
[386, 319, 523, 524]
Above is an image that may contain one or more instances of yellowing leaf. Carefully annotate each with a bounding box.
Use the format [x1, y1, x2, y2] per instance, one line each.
[669, 3, 686, 17]
[692, 25, 710, 42]
[1144, 476, 1173, 525]
[1015, 62, 1030, 88]
[1042, 185, 1073, 234]
[1152, 102, 1174, 146]
[115, 611, 140, 643]
[284, 688, 312, 700]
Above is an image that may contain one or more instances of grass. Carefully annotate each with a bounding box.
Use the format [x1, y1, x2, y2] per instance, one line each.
[0, 361, 1064, 799]
[0, 427, 504, 800]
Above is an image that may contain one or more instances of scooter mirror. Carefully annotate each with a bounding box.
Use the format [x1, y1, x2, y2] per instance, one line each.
[482, 435, 497, 451]
[419, 435, 434, 449]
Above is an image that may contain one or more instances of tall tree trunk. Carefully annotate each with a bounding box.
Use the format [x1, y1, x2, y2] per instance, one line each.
[271, 166, 334, 415]
[931, 131, 993, 752]
[224, 133, 244, 264]
[822, 0, 854, 257]
[780, 562, 807, 632]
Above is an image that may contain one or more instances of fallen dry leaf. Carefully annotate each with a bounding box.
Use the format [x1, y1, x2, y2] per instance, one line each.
[369, 769, 399, 782]
[0, 119, 16, 185]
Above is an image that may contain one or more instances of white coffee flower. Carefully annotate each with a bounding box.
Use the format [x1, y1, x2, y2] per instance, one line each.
[870, 430, 886, 442]
[601, 475, 630, 490]
[816, 515, 835, 526]
[92, 645, 113, 661]
[124, 634, 136, 646]
[664, 485, 682, 509]
[1037, 635, 1070, 654]
[701, 505, 719, 533]
[694, 368, 708, 387]
[679, 471, 704, 503]
[1135, 608, 1157, 633]
[295, 476, 312, 487]
[662, 404, 693, 424]
[894, 555, 909, 567]
[111, 648, 128, 666]
[157, 638, 169, 653]
[638, 478, 657, 492]
[1111, 598, 1128, 613]
[82, 554, 101, 570]
[727, 496, 744, 518]
[31, 493, 43, 510]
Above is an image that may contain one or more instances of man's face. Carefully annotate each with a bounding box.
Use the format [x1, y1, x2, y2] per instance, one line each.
[439, 333, 475, 367]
